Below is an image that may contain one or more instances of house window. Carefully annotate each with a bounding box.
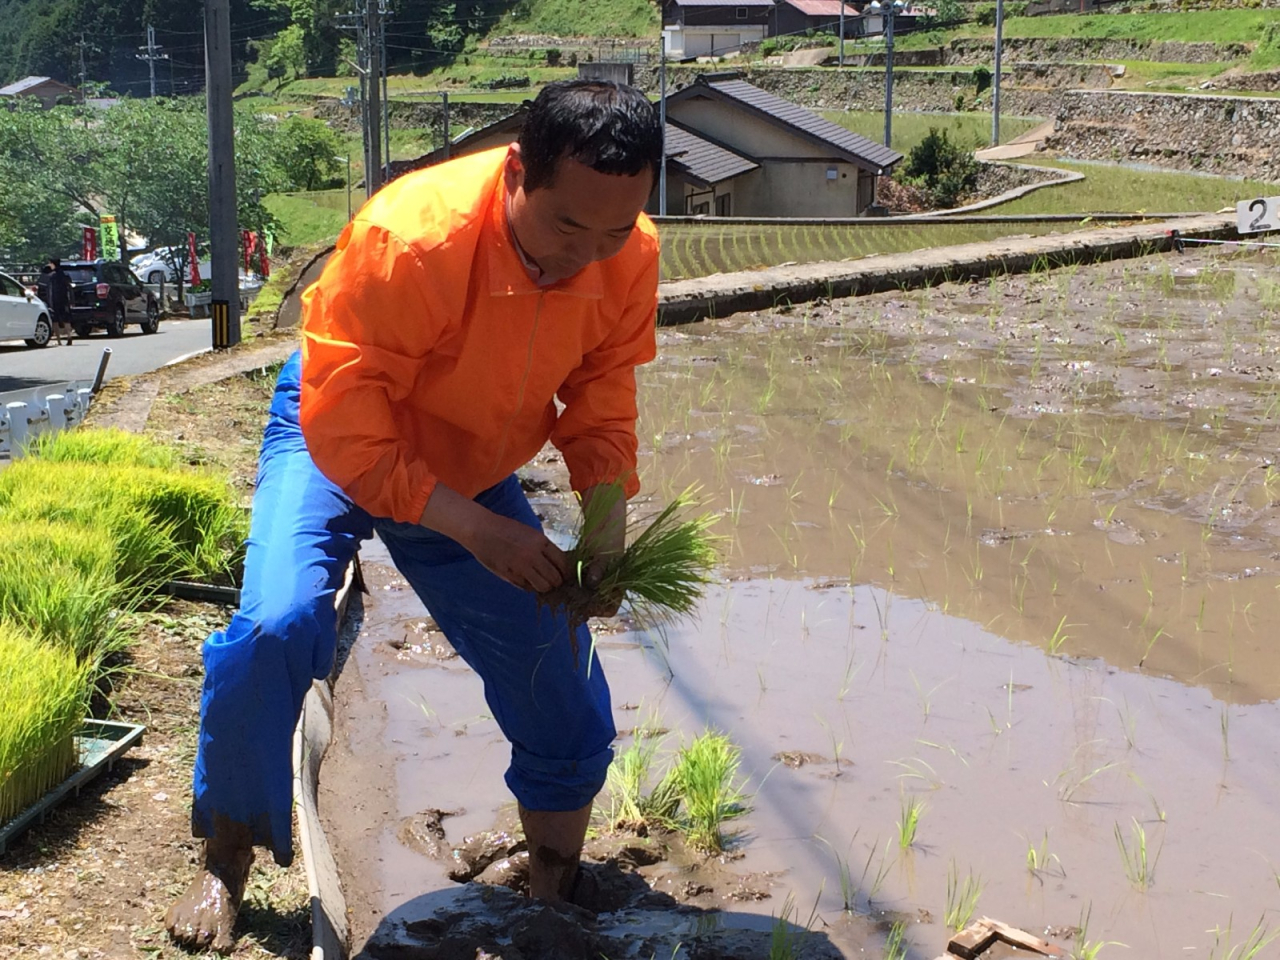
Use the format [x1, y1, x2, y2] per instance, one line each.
[736, 6, 749, 17]
[691, 201, 711, 216]
[715, 193, 732, 216]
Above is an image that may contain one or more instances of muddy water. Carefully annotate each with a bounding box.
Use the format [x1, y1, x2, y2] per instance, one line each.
[322, 249, 1280, 959]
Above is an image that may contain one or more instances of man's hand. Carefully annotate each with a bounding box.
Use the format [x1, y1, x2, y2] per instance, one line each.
[579, 484, 627, 618]
[419, 484, 568, 593]
[468, 512, 569, 593]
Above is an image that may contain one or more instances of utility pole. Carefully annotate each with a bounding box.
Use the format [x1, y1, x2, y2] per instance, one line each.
[205, 0, 240, 347]
[137, 25, 169, 98]
[441, 91, 450, 159]
[992, 0, 1005, 147]
[79, 34, 86, 102]
[658, 35, 667, 216]
[380, 0, 390, 182]
[365, 0, 383, 196]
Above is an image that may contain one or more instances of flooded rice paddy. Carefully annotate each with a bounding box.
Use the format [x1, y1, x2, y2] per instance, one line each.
[322, 248, 1280, 959]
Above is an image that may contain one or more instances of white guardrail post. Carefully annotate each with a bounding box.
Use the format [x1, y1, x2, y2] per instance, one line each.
[0, 389, 94, 459]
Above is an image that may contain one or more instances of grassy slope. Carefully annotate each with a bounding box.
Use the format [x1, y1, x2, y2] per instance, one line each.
[495, 0, 658, 38]
[823, 110, 1041, 152]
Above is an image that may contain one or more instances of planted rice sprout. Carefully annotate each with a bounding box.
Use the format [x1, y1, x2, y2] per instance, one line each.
[0, 622, 91, 823]
[601, 717, 682, 832]
[897, 794, 925, 849]
[542, 482, 720, 637]
[669, 730, 751, 854]
[944, 860, 983, 930]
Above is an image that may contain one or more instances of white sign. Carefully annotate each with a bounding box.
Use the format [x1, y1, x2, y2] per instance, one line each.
[1237, 196, 1280, 235]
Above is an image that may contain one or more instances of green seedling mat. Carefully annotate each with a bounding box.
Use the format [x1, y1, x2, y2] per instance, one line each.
[0, 719, 145, 856]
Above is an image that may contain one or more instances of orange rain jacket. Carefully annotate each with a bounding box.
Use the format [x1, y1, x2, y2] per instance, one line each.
[299, 147, 660, 525]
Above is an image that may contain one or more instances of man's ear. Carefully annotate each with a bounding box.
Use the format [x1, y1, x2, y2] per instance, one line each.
[503, 142, 525, 197]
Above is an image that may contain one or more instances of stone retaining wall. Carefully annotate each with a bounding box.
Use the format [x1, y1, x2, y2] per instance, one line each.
[947, 36, 1253, 65]
[313, 98, 517, 138]
[1046, 90, 1280, 183]
[635, 64, 1054, 115]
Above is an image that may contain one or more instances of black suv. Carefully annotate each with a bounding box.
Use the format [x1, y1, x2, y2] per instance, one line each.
[64, 260, 161, 338]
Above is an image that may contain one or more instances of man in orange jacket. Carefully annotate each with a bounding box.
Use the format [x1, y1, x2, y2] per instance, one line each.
[167, 80, 662, 953]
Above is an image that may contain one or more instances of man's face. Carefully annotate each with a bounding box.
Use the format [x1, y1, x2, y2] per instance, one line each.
[504, 144, 653, 285]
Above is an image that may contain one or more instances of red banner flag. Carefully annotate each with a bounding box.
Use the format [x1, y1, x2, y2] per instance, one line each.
[258, 243, 270, 280]
[82, 227, 97, 261]
[242, 230, 257, 273]
[188, 232, 201, 286]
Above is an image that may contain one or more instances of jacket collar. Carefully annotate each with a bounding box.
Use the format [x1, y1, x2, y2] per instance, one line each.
[486, 177, 604, 300]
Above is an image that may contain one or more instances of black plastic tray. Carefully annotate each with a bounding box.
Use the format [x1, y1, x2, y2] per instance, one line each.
[0, 719, 146, 856]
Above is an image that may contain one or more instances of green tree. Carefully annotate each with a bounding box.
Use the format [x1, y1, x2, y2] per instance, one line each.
[263, 23, 307, 87]
[274, 115, 343, 191]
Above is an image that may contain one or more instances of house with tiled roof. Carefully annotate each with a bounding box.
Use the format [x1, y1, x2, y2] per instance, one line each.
[389, 74, 900, 218]
[659, 74, 901, 216]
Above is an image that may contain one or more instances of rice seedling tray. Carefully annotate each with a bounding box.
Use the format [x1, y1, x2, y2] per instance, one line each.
[0, 719, 145, 856]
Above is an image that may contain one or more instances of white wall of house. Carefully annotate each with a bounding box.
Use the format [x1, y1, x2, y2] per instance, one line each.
[663, 24, 768, 58]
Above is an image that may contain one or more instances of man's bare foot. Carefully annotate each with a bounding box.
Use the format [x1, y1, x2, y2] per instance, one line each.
[165, 826, 255, 954]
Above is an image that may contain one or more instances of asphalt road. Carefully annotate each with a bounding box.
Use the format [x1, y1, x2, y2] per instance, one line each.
[0, 316, 216, 406]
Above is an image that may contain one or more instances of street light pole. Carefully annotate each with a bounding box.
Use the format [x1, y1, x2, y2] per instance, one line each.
[992, 0, 1005, 147]
[839, 2, 845, 68]
[659, 34, 667, 217]
[885, 1, 900, 149]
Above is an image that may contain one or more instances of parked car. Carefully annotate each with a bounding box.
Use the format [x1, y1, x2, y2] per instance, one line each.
[0, 270, 53, 348]
[131, 246, 213, 286]
[63, 260, 160, 337]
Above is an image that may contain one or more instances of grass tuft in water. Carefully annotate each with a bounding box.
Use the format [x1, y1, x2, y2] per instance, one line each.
[944, 860, 984, 930]
[896, 794, 926, 849]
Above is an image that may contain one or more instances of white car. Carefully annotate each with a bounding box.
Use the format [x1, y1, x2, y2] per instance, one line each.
[0, 271, 53, 348]
[131, 247, 213, 286]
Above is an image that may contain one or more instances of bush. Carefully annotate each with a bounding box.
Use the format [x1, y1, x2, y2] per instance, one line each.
[545, 47, 562, 66]
[973, 64, 992, 95]
[903, 127, 980, 210]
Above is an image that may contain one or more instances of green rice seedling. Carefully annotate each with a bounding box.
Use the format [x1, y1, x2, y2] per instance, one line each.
[544, 483, 719, 633]
[0, 522, 125, 667]
[1207, 915, 1279, 960]
[1073, 904, 1125, 960]
[0, 622, 92, 823]
[1057, 756, 1118, 803]
[767, 892, 820, 960]
[602, 715, 683, 832]
[884, 920, 908, 960]
[944, 860, 983, 930]
[1025, 830, 1062, 877]
[896, 794, 925, 849]
[0, 458, 247, 587]
[27, 427, 181, 469]
[1047, 616, 1072, 656]
[1114, 817, 1160, 890]
[669, 730, 750, 853]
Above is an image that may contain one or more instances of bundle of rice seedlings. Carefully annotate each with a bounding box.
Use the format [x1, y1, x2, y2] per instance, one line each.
[27, 427, 181, 469]
[668, 731, 751, 853]
[0, 622, 91, 824]
[0, 522, 124, 667]
[543, 484, 720, 632]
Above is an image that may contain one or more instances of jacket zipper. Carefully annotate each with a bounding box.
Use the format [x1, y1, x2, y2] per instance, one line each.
[491, 290, 544, 476]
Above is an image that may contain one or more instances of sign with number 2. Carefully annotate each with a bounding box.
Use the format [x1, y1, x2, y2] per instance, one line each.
[1238, 197, 1279, 235]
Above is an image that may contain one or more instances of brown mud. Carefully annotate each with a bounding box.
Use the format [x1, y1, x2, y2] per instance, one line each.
[321, 248, 1280, 959]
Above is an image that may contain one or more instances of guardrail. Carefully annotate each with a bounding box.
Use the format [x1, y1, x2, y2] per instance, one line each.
[0, 389, 94, 458]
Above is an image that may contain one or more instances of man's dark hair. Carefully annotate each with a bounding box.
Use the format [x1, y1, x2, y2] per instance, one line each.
[518, 80, 662, 193]
[50, 257, 61, 268]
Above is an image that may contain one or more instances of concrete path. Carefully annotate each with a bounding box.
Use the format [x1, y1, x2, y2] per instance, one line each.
[975, 119, 1057, 161]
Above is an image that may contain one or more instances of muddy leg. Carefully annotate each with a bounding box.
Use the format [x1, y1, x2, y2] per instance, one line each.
[164, 818, 255, 954]
[519, 802, 592, 901]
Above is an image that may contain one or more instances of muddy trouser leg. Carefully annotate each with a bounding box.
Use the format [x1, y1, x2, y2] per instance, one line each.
[191, 352, 373, 867]
[376, 475, 616, 813]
